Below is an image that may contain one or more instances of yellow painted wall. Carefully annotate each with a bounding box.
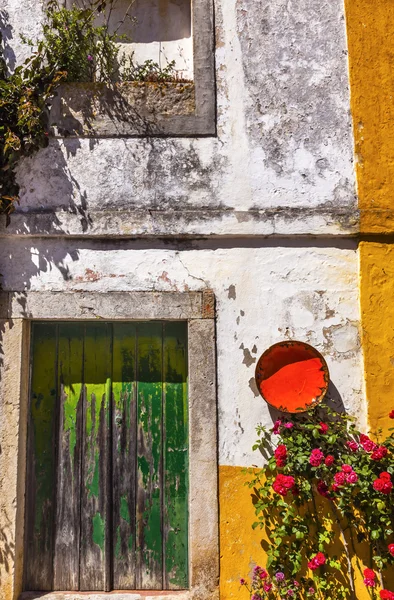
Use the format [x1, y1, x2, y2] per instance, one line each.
[219, 465, 263, 600]
[344, 0, 394, 432]
[218, 465, 375, 600]
[345, 0, 394, 233]
[359, 243, 394, 433]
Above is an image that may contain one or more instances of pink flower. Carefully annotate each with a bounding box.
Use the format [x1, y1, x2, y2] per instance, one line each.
[319, 422, 329, 434]
[371, 446, 388, 461]
[259, 569, 268, 579]
[240, 578, 246, 585]
[310, 449, 325, 467]
[325, 455, 335, 466]
[346, 471, 358, 484]
[284, 422, 294, 429]
[388, 544, 394, 557]
[364, 578, 376, 588]
[264, 583, 273, 592]
[87, 54, 93, 61]
[347, 441, 359, 452]
[273, 420, 282, 434]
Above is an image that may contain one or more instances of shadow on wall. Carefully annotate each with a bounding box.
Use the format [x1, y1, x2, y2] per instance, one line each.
[0, 9, 15, 71]
[65, 0, 191, 42]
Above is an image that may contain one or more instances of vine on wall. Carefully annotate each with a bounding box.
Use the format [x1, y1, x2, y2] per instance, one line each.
[242, 405, 394, 599]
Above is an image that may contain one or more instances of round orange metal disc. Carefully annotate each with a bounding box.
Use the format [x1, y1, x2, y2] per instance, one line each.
[255, 341, 329, 413]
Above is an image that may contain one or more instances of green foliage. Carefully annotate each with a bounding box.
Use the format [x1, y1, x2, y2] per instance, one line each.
[0, 30, 66, 214]
[22, 0, 131, 83]
[242, 404, 394, 599]
[122, 58, 188, 83]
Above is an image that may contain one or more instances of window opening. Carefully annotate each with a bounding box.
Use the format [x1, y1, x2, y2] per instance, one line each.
[24, 321, 189, 592]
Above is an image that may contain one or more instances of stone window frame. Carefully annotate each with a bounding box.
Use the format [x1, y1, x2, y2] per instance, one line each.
[0, 290, 218, 600]
[49, 0, 216, 137]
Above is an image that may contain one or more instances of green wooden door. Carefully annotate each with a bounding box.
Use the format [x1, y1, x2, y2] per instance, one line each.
[24, 321, 189, 592]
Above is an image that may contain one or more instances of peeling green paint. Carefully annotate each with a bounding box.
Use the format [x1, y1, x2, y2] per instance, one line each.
[87, 452, 100, 498]
[92, 512, 105, 552]
[120, 495, 131, 525]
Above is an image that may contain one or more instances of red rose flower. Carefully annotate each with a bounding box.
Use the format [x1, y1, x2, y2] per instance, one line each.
[273, 474, 295, 496]
[374, 474, 393, 494]
[380, 591, 394, 600]
[388, 544, 394, 557]
[360, 434, 378, 453]
[317, 480, 330, 498]
[371, 446, 388, 461]
[325, 455, 335, 466]
[275, 444, 287, 468]
[319, 422, 329, 435]
[364, 569, 376, 580]
[275, 445, 287, 458]
[347, 441, 359, 452]
[308, 552, 326, 570]
[373, 479, 385, 492]
[342, 464, 353, 473]
[310, 449, 325, 467]
[334, 471, 346, 486]
[389, 410, 394, 419]
[315, 552, 326, 565]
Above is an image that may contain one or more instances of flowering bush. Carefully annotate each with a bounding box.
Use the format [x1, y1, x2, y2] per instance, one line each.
[242, 404, 394, 599]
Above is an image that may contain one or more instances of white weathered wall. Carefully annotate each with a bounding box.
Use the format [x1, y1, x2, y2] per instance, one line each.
[0, 241, 365, 466]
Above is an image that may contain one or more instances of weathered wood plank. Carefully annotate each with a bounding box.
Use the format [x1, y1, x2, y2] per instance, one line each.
[112, 323, 137, 590]
[24, 323, 58, 591]
[53, 324, 84, 590]
[79, 323, 112, 591]
[163, 323, 189, 590]
[136, 322, 163, 590]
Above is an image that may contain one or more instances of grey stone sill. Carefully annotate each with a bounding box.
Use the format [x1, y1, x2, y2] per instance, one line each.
[0, 208, 359, 238]
[48, 81, 216, 137]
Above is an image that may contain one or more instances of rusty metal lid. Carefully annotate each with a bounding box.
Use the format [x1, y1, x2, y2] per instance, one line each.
[255, 340, 330, 413]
